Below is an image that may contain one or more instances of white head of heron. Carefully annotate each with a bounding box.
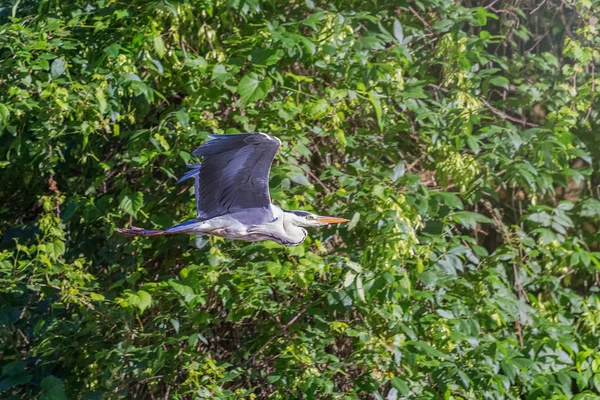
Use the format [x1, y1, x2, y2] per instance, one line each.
[286, 210, 350, 228]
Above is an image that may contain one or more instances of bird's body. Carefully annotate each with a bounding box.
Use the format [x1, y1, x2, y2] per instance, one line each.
[116, 133, 348, 245]
[138, 205, 307, 245]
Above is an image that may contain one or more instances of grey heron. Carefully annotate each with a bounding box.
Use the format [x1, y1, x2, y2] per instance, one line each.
[116, 132, 349, 246]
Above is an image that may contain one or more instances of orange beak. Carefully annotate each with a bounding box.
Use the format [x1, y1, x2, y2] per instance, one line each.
[315, 216, 350, 224]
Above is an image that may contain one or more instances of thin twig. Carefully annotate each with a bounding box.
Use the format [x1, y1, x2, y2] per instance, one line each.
[428, 83, 448, 92]
[485, 0, 500, 9]
[182, 42, 199, 56]
[515, 317, 524, 348]
[17, 328, 30, 345]
[280, 85, 320, 100]
[526, 32, 548, 53]
[585, 63, 595, 122]
[203, 25, 215, 52]
[139, 375, 164, 384]
[73, 296, 108, 318]
[251, 303, 312, 361]
[530, 0, 547, 14]
[489, 7, 521, 28]
[480, 98, 538, 127]
[38, 284, 107, 318]
[180, 40, 188, 60]
[307, 170, 332, 194]
[406, 155, 425, 172]
[408, 6, 430, 29]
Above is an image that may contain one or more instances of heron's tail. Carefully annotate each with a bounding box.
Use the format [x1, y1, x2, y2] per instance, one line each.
[115, 227, 167, 237]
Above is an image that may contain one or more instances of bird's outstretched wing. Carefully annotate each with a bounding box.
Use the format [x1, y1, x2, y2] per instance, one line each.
[185, 132, 281, 219]
[178, 164, 202, 216]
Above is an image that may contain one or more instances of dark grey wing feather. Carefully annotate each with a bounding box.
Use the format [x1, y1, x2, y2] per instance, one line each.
[177, 164, 202, 217]
[191, 132, 281, 218]
[177, 164, 202, 184]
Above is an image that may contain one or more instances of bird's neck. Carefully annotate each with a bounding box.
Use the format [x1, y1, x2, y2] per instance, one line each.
[278, 208, 307, 246]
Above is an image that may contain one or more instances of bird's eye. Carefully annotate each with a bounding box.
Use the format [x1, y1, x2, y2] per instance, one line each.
[306, 215, 312, 220]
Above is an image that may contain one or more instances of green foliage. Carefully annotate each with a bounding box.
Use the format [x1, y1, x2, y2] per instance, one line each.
[1, 0, 600, 398]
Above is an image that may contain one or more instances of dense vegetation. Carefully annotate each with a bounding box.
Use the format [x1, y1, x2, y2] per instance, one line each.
[1, 0, 599, 398]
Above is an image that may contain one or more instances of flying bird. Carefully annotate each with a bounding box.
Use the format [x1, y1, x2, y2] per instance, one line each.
[116, 133, 349, 246]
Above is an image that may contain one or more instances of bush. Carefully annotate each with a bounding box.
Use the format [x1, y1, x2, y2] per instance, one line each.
[1, 0, 599, 398]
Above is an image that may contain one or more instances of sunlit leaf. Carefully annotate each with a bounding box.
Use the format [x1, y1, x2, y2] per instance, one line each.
[136, 290, 152, 312]
[153, 35, 166, 58]
[368, 90, 383, 131]
[238, 73, 273, 106]
[393, 19, 404, 42]
[119, 191, 144, 217]
[51, 58, 66, 78]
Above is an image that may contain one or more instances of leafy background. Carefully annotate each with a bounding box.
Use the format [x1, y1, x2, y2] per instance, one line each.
[1, 0, 600, 398]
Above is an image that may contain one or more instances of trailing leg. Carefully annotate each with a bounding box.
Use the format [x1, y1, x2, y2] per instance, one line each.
[115, 226, 167, 237]
[116, 219, 208, 238]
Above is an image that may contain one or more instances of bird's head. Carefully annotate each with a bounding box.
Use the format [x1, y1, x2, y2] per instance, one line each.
[286, 210, 350, 228]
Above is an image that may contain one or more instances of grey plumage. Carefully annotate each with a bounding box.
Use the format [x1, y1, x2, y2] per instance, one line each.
[177, 164, 201, 216]
[192, 133, 280, 219]
[116, 132, 348, 246]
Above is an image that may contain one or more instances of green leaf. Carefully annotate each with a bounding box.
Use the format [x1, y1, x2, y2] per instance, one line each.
[456, 370, 471, 389]
[556, 201, 574, 211]
[393, 19, 404, 42]
[51, 58, 66, 78]
[501, 362, 518, 381]
[343, 271, 356, 287]
[356, 36, 385, 51]
[119, 191, 144, 217]
[580, 199, 600, 217]
[289, 172, 310, 186]
[347, 212, 361, 230]
[593, 373, 600, 393]
[435, 192, 464, 210]
[490, 76, 510, 89]
[527, 212, 551, 226]
[475, 7, 498, 26]
[238, 73, 273, 106]
[170, 318, 180, 333]
[46, 240, 65, 260]
[176, 109, 190, 127]
[387, 388, 398, 400]
[534, 228, 558, 245]
[151, 59, 164, 75]
[154, 35, 166, 58]
[40, 376, 67, 400]
[392, 162, 405, 182]
[436, 309, 454, 319]
[251, 49, 284, 66]
[466, 136, 480, 153]
[299, 36, 316, 55]
[347, 261, 362, 273]
[356, 275, 365, 301]
[390, 377, 409, 395]
[451, 211, 493, 230]
[0, 103, 10, 125]
[304, 98, 329, 119]
[169, 279, 196, 303]
[0, 362, 30, 392]
[212, 64, 230, 84]
[475, 7, 488, 26]
[104, 43, 120, 57]
[368, 90, 383, 131]
[136, 290, 152, 312]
